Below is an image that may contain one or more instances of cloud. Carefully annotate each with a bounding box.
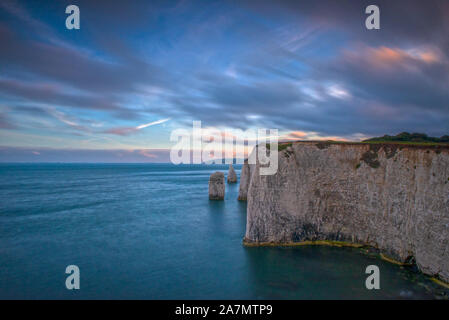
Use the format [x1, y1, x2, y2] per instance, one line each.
[45, 107, 91, 133]
[323, 44, 449, 115]
[139, 150, 158, 159]
[280, 130, 364, 142]
[142, 1, 448, 137]
[0, 0, 448, 155]
[104, 118, 171, 136]
[0, 78, 125, 112]
[0, 146, 171, 163]
[0, 112, 16, 129]
[285, 131, 308, 139]
[0, 19, 169, 95]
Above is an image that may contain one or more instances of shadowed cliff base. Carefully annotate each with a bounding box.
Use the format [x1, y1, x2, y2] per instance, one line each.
[242, 238, 449, 289]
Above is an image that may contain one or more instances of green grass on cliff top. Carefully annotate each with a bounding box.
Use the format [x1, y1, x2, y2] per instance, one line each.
[277, 132, 449, 149]
[361, 140, 448, 146]
[362, 132, 449, 144]
[278, 140, 448, 147]
[271, 133, 449, 152]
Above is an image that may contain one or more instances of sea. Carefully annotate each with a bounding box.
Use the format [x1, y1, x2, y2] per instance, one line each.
[0, 163, 447, 299]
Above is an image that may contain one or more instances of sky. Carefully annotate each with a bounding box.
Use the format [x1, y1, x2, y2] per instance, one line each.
[0, 0, 448, 162]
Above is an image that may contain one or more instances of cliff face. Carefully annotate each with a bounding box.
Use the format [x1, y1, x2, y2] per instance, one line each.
[238, 160, 254, 200]
[244, 142, 449, 282]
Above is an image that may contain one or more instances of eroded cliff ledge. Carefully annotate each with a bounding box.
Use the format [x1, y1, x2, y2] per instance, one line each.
[244, 141, 449, 282]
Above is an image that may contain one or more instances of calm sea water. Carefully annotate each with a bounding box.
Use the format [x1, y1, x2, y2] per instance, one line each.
[0, 163, 447, 299]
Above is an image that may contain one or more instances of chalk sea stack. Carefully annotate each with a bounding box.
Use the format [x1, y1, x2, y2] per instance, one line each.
[209, 171, 225, 200]
[244, 141, 449, 283]
[227, 164, 237, 183]
[238, 160, 251, 200]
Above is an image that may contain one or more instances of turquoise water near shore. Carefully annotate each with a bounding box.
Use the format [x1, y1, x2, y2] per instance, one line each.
[0, 163, 447, 299]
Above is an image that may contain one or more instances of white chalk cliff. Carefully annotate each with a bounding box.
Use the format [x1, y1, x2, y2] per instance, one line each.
[242, 141, 449, 282]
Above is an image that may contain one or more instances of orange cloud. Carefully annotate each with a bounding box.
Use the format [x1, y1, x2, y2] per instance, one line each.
[282, 131, 350, 142]
[314, 136, 348, 142]
[286, 131, 308, 139]
[370, 46, 407, 63]
[367, 46, 440, 65]
[418, 51, 439, 63]
[139, 150, 157, 159]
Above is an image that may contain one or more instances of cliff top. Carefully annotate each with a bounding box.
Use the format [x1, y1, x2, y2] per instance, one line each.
[276, 132, 449, 151]
[277, 140, 449, 151]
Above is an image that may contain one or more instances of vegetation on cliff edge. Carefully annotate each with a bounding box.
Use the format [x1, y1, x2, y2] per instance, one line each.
[363, 132, 449, 144]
